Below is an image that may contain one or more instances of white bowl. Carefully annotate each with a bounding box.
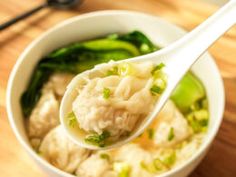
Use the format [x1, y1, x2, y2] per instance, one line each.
[7, 10, 225, 177]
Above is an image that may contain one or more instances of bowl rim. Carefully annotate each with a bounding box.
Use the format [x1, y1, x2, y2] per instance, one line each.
[6, 10, 225, 177]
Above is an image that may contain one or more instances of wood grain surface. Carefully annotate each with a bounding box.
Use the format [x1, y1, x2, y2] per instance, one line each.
[0, 0, 236, 176]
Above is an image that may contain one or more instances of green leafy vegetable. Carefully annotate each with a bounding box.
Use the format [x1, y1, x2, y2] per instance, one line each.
[167, 127, 175, 141]
[103, 88, 111, 99]
[67, 111, 77, 128]
[171, 72, 205, 113]
[170, 72, 209, 133]
[85, 131, 111, 147]
[21, 31, 158, 117]
[117, 30, 158, 54]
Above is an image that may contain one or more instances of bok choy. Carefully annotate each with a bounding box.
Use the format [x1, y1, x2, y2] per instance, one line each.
[21, 31, 158, 117]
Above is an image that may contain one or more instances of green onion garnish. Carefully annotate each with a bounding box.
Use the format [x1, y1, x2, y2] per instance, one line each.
[140, 161, 157, 173]
[193, 109, 209, 120]
[118, 63, 134, 76]
[107, 66, 118, 76]
[186, 109, 209, 133]
[85, 131, 110, 147]
[103, 87, 111, 99]
[151, 63, 165, 75]
[153, 158, 166, 171]
[67, 111, 77, 128]
[167, 127, 175, 141]
[150, 84, 163, 95]
[162, 151, 176, 167]
[140, 159, 167, 173]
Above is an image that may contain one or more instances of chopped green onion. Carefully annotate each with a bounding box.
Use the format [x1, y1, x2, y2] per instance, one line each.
[190, 101, 201, 111]
[67, 112, 77, 128]
[189, 119, 202, 133]
[140, 161, 157, 173]
[85, 131, 110, 147]
[100, 153, 110, 161]
[193, 109, 209, 120]
[140, 151, 175, 174]
[147, 129, 154, 139]
[153, 158, 167, 171]
[162, 151, 176, 167]
[187, 114, 202, 133]
[201, 99, 208, 109]
[199, 119, 208, 127]
[113, 162, 130, 177]
[118, 63, 134, 76]
[150, 84, 163, 95]
[103, 87, 111, 99]
[153, 78, 166, 90]
[151, 63, 165, 75]
[107, 66, 118, 76]
[186, 109, 209, 133]
[187, 114, 207, 133]
[140, 159, 166, 174]
[167, 127, 175, 141]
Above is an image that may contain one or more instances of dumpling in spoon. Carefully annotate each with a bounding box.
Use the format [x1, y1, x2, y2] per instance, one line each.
[61, 61, 167, 148]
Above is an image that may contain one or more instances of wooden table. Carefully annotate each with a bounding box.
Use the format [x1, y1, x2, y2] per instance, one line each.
[0, 0, 235, 176]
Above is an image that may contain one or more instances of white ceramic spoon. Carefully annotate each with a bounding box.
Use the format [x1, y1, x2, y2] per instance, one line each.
[60, 0, 236, 150]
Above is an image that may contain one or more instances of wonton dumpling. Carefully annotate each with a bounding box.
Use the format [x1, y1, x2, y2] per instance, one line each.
[28, 89, 59, 149]
[115, 144, 153, 177]
[72, 62, 157, 139]
[114, 76, 148, 100]
[28, 73, 73, 149]
[47, 73, 74, 98]
[76, 153, 116, 177]
[154, 101, 192, 147]
[39, 126, 90, 173]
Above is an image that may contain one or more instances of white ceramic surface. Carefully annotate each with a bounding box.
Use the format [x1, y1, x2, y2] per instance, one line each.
[7, 10, 225, 177]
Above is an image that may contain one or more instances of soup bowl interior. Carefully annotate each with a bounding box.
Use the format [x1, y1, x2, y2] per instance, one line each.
[7, 10, 225, 177]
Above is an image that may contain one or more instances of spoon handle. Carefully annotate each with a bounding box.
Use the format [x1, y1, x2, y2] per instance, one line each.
[166, 0, 236, 81]
[0, 2, 48, 31]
